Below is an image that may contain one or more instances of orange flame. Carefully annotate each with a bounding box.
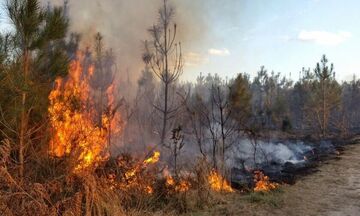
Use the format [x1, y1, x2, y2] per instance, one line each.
[208, 170, 234, 192]
[48, 52, 122, 172]
[120, 151, 161, 194]
[253, 171, 279, 192]
[143, 151, 160, 165]
[176, 180, 191, 192]
[163, 168, 191, 193]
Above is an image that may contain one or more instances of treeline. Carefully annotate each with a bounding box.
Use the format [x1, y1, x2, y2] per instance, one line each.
[1, 0, 360, 215]
[127, 54, 360, 171]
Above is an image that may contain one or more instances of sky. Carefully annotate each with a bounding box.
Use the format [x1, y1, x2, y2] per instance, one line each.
[1, 0, 359, 83]
[182, 0, 360, 82]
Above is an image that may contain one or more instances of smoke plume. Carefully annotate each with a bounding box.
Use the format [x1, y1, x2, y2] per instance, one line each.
[44, 0, 211, 84]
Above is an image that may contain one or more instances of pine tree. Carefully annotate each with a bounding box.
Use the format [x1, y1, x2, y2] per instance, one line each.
[143, 0, 183, 145]
[5, 0, 68, 180]
[308, 55, 341, 138]
[229, 73, 252, 127]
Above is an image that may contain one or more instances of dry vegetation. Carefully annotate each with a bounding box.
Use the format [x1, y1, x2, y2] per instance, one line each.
[188, 143, 360, 216]
[1, 1, 360, 216]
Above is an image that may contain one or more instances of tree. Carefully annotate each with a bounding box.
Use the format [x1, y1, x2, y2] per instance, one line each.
[251, 66, 269, 129]
[291, 67, 313, 132]
[229, 73, 252, 128]
[341, 76, 360, 135]
[307, 55, 341, 138]
[168, 126, 185, 177]
[89, 33, 116, 127]
[143, 0, 183, 145]
[133, 66, 157, 148]
[6, 0, 68, 181]
[183, 80, 208, 160]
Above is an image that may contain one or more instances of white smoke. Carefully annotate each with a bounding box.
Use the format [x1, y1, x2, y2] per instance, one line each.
[231, 139, 313, 169]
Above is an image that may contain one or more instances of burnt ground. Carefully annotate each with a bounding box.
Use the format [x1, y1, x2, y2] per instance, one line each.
[188, 143, 360, 216]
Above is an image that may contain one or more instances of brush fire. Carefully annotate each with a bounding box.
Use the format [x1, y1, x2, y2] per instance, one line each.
[253, 171, 279, 192]
[46, 51, 288, 201]
[2, 0, 357, 215]
[48, 52, 122, 172]
[46, 52, 236, 198]
[208, 170, 234, 192]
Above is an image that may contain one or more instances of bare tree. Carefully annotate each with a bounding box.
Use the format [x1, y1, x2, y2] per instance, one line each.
[183, 93, 208, 159]
[210, 84, 239, 174]
[143, 0, 183, 145]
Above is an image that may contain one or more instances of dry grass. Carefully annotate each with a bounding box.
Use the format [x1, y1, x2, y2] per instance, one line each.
[185, 143, 360, 216]
[0, 141, 222, 216]
[3, 138, 360, 216]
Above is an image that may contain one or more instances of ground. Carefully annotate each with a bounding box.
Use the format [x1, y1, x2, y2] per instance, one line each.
[188, 143, 360, 216]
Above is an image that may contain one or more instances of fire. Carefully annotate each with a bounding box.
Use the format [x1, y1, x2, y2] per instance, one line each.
[163, 169, 191, 193]
[124, 151, 160, 179]
[253, 171, 279, 192]
[104, 84, 122, 136]
[176, 180, 191, 192]
[119, 151, 161, 193]
[144, 151, 160, 165]
[166, 175, 175, 186]
[48, 52, 122, 172]
[145, 186, 154, 194]
[208, 170, 234, 192]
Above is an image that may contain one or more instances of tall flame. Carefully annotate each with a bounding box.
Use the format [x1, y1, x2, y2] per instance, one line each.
[208, 170, 234, 193]
[48, 52, 121, 172]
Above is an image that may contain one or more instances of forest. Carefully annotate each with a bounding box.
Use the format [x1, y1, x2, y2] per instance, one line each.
[0, 0, 360, 215]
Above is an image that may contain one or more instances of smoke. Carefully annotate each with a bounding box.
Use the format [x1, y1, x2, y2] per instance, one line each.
[43, 0, 212, 84]
[231, 140, 314, 169]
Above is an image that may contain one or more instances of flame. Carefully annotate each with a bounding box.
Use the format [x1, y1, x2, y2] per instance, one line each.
[145, 186, 154, 194]
[166, 175, 175, 186]
[253, 171, 279, 192]
[163, 168, 191, 193]
[48, 52, 122, 172]
[143, 151, 160, 165]
[176, 180, 191, 192]
[105, 84, 122, 135]
[118, 151, 161, 194]
[208, 170, 234, 193]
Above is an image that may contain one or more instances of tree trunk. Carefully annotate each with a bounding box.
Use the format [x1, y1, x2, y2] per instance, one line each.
[19, 48, 29, 181]
[322, 80, 326, 138]
[219, 102, 226, 176]
[174, 142, 177, 178]
[212, 140, 217, 169]
[160, 82, 168, 145]
[160, 6, 169, 145]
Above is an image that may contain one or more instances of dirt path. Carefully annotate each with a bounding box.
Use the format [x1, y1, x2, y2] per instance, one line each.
[191, 143, 360, 216]
[269, 143, 360, 216]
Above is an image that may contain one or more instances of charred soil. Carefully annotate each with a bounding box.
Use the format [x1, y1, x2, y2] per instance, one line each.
[189, 143, 360, 216]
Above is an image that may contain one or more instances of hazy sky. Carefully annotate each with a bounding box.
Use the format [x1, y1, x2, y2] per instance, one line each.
[1, 0, 359, 82]
[182, 0, 360, 82]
